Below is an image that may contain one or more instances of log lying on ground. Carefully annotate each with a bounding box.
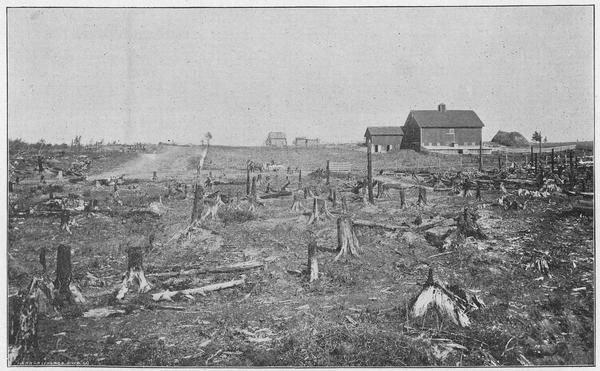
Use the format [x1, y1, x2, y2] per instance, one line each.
[116, 245, 152, 300]
[260, 190, 292, 199]
[353, 219, 408, 231]
[149, 260, 265, 279]
[335, 216, 361, 261]
[152, 275, 246, 302]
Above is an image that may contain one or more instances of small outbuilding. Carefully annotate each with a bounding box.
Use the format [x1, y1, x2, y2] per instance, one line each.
[364, 127, 404, 153]
[266, 132, 287, 147]
[294, 137, 319, 147]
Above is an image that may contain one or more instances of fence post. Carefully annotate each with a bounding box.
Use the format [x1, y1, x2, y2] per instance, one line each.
[366, 138, 374, 204]
[551, 148, 555, 173]
[478, 140, 483, 171]
[326, 160, 330, 185]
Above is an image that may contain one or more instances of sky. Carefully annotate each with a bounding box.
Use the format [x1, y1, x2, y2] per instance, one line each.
[8, 6, 594, 146]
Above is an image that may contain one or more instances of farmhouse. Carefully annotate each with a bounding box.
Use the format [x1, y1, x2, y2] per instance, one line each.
[401, 104, 487, 154]
[266, 132, 287, 147]
[294, 137, 319, 147]
[364, 127, 404, 153]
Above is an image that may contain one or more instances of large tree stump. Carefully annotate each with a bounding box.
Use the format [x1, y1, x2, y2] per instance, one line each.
[328, 188, 338, 207]
[291, 191, 304, 212]
[59, 209, 71, 234]
[399, 188, 406, 208]
[54, 244, 72, 304]
[39, 247, 46, 273]
[335, 216, 361, 261]
[191, 183, 204, 222]
[307, 197, 334, 224]
[152, 171, 158, 181]
[341, 195, 349, 213]
[475, 182, 482, 201]
[417, 187, 427, 206]
[116, 244, 152, 300]
[9, 278, 41, 365]
[281, 178, 291, 192]
[307, 240, 319, 282]
[201, 193, 223, 221]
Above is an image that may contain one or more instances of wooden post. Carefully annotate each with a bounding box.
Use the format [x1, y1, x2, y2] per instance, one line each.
[39, 247, 46, 273]
[551, 148, 555, 173]
[308, 240, 319, 282]
[298, 169, 302, 190]
[341, 195, 348, 213]
[478, 140, 483, 171]
[475, 181, 482, 201]
[569, 151, 574, 187]
[246, 165, 250, 195]
[534, 153, 538, 174]
[366, 138, 374, 204]
[498, 155, 501, 170]
[152, 171, 158, 181]
[399, 188, 406, 208]
[191, 183, 203, 223]
[54, 244, 72, 303]
[326, 160, 330, 185]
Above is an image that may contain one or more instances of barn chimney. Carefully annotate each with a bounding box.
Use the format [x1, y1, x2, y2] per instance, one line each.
[438, 103, 446, 112]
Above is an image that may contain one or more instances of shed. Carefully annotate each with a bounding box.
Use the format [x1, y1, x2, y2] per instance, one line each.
[266, 132, 287, 147]
[401, 103, 485, 154]
[364, 126, 404, 153]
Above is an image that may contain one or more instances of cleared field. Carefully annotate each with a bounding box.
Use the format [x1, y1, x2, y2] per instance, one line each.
[8, 144, 594, 366]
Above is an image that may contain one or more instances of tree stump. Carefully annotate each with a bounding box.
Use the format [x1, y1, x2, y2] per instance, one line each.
[201, 193, 223, 221]
[328, 188, 338, 207]
[59, 209, 71, 234]
[335, 216, 360, 261]
[191, 184, 204, 223]
[39, 247, 46, 273]
[9, 279, 40, 365]
[265, 181, 272, 193]
[417, 187, 427, 206]
[116, 244, 152, 300]
[399, 188, 406, 208]
[307, 197, 334, 224]
[54, 244, 72, 304]
[291, 191, 304, 212]
[298, 169, 302, 190]
[307, 240, 319, 282]
[152, 171, 158, 181]
[341, 195, 349, 213]
[475, 182, 482, 201]
[281, 178, 290, 192]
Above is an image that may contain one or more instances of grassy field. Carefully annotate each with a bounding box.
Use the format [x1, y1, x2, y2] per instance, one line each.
[8, 144, 594, 366]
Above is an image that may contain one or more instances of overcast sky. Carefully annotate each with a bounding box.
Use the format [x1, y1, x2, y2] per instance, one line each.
[8, 6, 594, 146]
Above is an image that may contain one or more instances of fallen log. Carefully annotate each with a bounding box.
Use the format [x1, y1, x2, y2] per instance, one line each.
[260, 190, 292, 199]
[353, 219, 408, 231]
[148, 260, 265, 279]
[152, 275, 247, 302]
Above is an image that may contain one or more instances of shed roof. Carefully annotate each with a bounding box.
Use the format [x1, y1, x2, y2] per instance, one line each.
[364, 126, 404, 137]
[268, 132, 287, 139]
[409, 110, 484, 128]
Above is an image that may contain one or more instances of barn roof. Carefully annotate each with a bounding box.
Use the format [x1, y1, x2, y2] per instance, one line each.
[364, 126, 404, 137]
[268, 132, 287, 139]
[409, 110, 484, 128]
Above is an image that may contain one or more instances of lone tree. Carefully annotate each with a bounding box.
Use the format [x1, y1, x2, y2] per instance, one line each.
[205, 132, 213, 147]
[532, 131, 542, 154]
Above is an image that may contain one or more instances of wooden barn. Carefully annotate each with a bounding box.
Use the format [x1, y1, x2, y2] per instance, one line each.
[266, 132, 287, 147]
[401, 103, 487, 154]
[364, 127, 404, 153]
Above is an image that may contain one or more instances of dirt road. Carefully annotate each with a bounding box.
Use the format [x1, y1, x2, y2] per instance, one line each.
[91, 145, 207, 181]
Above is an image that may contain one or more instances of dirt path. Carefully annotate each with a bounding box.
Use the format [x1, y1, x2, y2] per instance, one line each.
[91, 145, 207, 181]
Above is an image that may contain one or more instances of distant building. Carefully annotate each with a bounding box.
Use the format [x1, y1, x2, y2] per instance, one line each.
[266, 132, 287, 147]
[364, 126, 404, 153]
[294, 137, 319, 147]
[401, 103, 488, 154]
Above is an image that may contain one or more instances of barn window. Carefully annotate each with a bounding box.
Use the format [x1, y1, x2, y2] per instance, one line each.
[448, 129, 455, 134]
